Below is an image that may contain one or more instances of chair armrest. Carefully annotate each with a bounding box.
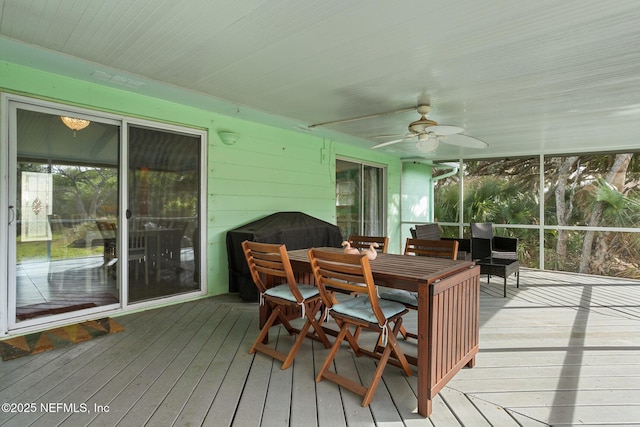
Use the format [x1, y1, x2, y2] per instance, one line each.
[494, 236, 518, 252]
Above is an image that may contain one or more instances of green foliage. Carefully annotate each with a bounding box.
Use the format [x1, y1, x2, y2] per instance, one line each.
[163, 194, 198, 216]
[434, 154, 640, 278]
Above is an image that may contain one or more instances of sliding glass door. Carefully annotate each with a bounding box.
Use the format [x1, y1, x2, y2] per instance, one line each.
[8, 103, 120, 328]
[127, 125, 201, 302]
[336, 159, 386, 239]
[4, 95, 205, 332]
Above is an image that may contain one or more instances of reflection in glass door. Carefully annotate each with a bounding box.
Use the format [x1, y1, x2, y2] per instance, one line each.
[336, 159, 385, 239]
[9, 105, 120, 327]
[127, 125, 201, 303]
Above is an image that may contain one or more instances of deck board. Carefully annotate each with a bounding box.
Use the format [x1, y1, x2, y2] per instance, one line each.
[1, 270, 640, 426]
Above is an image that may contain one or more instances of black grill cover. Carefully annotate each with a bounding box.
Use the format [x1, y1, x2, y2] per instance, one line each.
[226, 211, 343, 300]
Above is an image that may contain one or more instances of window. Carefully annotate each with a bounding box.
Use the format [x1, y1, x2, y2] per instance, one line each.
[336, 159, 385, 239]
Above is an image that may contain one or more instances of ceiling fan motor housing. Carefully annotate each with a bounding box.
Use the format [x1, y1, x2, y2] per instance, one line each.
[408, 106, 438, 134]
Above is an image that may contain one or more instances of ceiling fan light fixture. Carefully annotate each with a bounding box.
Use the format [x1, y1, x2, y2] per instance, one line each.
[408, 115, 438, 134]
[416, 135, 440, 153]
[60, 116, 90, 131]
[370, 103, 483, 154]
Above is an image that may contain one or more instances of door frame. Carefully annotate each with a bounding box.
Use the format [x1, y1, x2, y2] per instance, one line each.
[1, 93, 208, 336]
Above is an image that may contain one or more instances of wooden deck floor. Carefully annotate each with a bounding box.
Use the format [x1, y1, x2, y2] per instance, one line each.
[1, 269, 639, 426]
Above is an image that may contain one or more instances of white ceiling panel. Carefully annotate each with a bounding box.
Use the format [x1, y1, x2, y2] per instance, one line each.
[2, 0, 640, 160]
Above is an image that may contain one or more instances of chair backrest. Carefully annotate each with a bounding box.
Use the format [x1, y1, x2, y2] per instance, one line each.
[129, 230, 145, 251]
[414, 223, 441, 240]
[470, 222, 494, 240]
[307, 249, 386, 325]
[348, 235, 389, 253]
[96, 220, 117, 239]
[242, 241, 302, 302]
[404, 238, 459, 260]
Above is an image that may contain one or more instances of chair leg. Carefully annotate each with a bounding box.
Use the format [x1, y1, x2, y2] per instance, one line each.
[305, 300, 332, 348]
[362, 345, 391, 406]
[316, 323, 349, 383]
[331, 319, 361, 355]
[373, 318, 415, 373]
[252, 301, 328, 369]
[281, 317, 313, 369]
[250, 309, 280, 355]
[281, 299, 329, 369]
[399, 324, 409, 340]
[318, 320, 412, 407]
[405, 330, 419, 340]
[388, 318, 413, 377]
[394, 316, 418, 340]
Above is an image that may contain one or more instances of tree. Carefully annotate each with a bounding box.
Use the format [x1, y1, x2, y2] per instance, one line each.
[53, 165, 118, 218]
[552, 156, 580, 269]
[433, 153, 640, 278]
[579, 153, 633, 274]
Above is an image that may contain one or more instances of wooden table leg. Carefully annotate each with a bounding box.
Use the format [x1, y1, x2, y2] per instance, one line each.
[417, 284, 431, 417]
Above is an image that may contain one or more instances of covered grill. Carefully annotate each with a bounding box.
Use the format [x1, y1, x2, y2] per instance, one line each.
[226, 212, 343, 300]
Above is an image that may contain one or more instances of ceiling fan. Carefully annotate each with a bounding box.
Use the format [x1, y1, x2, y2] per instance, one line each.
[371, 105, 488, 153]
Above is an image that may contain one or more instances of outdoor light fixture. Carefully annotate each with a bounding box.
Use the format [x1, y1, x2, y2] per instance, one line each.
[415, 134, 440, 153]
[218, 131, 239, 145]
[60, 116, 91, 132]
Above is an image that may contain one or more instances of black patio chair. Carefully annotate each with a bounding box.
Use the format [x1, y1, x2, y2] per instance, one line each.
[470, 222, 518, 260]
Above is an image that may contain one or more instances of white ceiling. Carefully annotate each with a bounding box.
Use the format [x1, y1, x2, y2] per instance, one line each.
[2, 0, 640, 161]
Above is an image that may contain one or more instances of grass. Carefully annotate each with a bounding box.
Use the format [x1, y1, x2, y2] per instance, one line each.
[16, 231, 103, 263]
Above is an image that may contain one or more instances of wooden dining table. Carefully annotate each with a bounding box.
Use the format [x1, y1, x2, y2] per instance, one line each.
[286, 247, 481, 418]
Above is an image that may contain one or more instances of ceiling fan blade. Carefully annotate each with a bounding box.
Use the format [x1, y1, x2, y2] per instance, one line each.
[440, 134, 489, 149]
[372, 133, 407, 139]
[371, 138, 408, 149]
[428, 125, 463, 136]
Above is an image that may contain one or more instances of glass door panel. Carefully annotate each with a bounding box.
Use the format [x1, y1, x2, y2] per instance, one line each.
[127, 125, 201, 303]
[363, 165, 385, 236]
[336, 160, 362, 239]
[336, 159, 385, 239]
[10, 106, 120, 327]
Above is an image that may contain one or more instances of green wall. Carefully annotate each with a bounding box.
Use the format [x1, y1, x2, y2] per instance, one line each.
[1, 60, 403, 297]
[401, 161, 434, 244]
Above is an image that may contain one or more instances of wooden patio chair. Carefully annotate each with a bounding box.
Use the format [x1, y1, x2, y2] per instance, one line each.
[347, 235, 389, 254]
[96, 220, 118, 283]
[128, 229, 149, 284]
[308, 248, 412, 407]
[242, 241, 331, 369]
[379, 238, 458, 340]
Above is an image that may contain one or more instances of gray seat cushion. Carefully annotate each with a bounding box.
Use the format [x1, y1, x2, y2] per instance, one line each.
[264, 283, 319, 302]
[331, 296, 406, 323]
[379, 289, 418, 308]
[491, 250, 517, 260]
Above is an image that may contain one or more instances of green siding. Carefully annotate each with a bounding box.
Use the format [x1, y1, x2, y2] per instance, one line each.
[1, 60, 403, 298]
[401, 161, 434, 244]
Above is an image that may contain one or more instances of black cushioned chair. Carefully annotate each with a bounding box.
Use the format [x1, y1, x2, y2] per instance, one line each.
[470, 222, 518, 260]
